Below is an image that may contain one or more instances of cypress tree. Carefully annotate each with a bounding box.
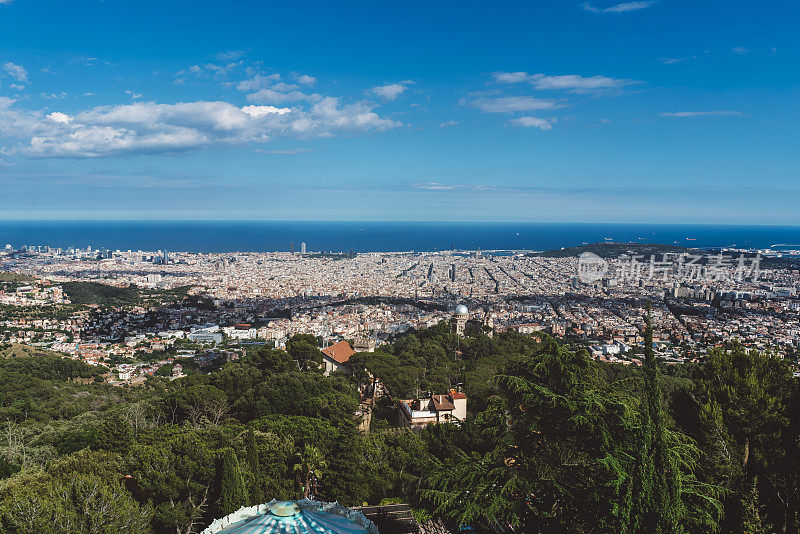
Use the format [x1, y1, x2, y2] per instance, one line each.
[245, 428, 265, 505]
[740, 476, 765, 534]
[622, 306, 684, 533]
[219, 447, 247, 516]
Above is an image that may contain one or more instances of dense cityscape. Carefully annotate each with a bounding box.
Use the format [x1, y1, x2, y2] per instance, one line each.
[3, 242, 800, 385]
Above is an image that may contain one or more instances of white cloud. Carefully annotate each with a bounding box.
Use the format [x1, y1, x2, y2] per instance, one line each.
[246, 87, 320, 104]
[369, 82, 410, 101]
[411, 182, 500, 192]
[581, 1, 657, 13]
[732, 46, 749, 55]
[47, 112, 71, 123]
[0, 66, 400, 158]
[492, 71, 633, 92]
[178, 61, 242, 80]
[508, 116, 555, 130]
[241, 105, 292, 117]
[532, 74, 631, 92]
[0, 98, 58, 140]
[466, 96, 558, 113]
[235, 74, 281, 92]
[214, 50, 246, 61]
[439, 120, 459, 128]
[260, 148, 315, 155]
[0, 98, 399, 158]
[41, 92, 68, 100]
[3, 62, 28, 83]
[0, 1, 14, 6]
[272, 82, 300, 92]
[661, 111, 743, 117]
[235, 73, 320, 104]
[412, 182, 464, 191]
[203, 62, 241, 76]
[294, 73, 317, 86]
[74, 56, 99, 65]
[659, 57, 687, 64]
[492, 71, 530, 84]
[290, 97, 399, 135]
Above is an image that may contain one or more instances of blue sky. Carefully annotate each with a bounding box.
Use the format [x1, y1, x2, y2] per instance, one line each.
[0, 0, 797, 223]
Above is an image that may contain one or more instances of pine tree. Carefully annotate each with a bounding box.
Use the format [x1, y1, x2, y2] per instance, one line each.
[219, 447, 248, 516]
[622, 306, 684, 533]
[245, 428, 265, 505]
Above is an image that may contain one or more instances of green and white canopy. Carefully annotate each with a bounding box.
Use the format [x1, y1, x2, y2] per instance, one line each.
[201, 499, 379, 534]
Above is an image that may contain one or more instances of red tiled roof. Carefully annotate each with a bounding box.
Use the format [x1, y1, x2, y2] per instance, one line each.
[450, 390, 467, 400]
[322, 341, 355, 364]
[431, 395, 455, 411]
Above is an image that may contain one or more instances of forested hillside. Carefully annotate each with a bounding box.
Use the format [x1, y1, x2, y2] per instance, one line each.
[0, 321, 798, 533]
[60, 281, 191, 307]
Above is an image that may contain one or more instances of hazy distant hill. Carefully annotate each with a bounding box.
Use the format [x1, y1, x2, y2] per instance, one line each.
[530, 242, 799, 270]
[530, 242, 696, 259]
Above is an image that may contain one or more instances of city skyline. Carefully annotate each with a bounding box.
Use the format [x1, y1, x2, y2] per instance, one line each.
[0, 0, 798, 223]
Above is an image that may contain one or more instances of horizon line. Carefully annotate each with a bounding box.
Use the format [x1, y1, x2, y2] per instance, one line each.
[2, 219, 800, 228]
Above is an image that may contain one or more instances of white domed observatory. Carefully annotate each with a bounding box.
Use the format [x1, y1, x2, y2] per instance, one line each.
[452, 304, 468, 336]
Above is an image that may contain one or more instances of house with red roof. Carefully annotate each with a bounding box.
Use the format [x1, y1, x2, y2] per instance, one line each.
[398, 390, 467, 429]
[321, 340, 355, 376]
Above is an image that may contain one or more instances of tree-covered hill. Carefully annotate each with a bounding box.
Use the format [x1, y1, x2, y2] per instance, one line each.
[0, 342, 68, 359]
[531, 242, 799, 269]
[61, 281, 191, 307]
[531, 242, 697, 258]
[0, 272, 34, 283]
[61, 281, 141, 306]
[0, 326, 798, 533]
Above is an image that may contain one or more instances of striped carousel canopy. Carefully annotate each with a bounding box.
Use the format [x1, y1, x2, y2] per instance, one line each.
[201, 499, 379, 534]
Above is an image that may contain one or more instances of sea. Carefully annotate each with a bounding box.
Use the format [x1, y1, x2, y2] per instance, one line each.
[2, 220, 800, 253]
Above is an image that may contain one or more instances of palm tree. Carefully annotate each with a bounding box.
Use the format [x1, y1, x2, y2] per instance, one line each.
[293, 444, 327, 498]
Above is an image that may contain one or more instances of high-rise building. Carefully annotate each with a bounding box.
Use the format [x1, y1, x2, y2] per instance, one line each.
[300, 242, 307, 254]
